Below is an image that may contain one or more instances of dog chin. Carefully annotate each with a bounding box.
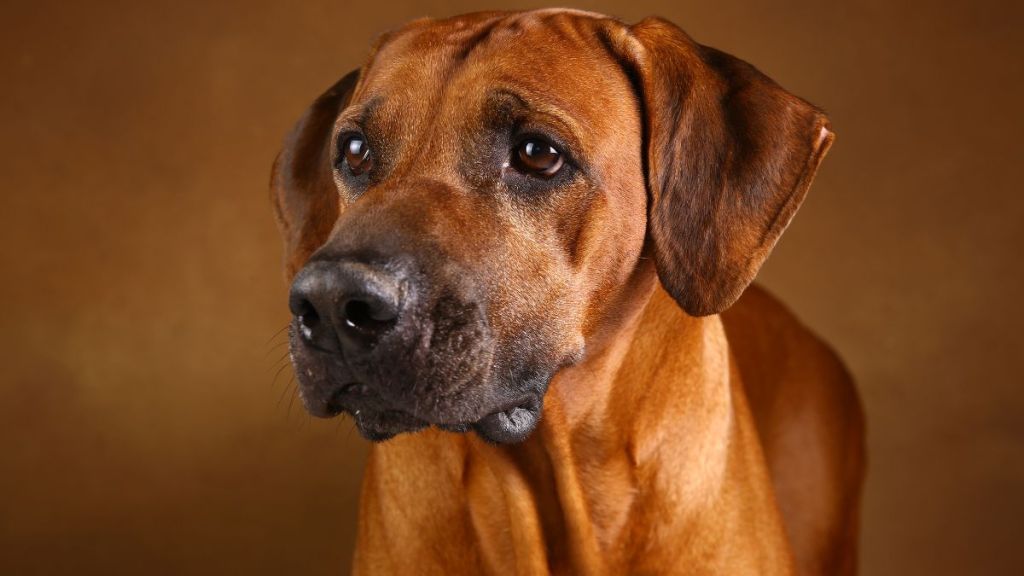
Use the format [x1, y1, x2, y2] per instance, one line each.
[338, 394, 544, 444]
[300, 382, 546, 444]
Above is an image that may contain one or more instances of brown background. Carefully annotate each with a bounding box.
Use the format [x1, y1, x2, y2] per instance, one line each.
[1, 0, 1021, 574]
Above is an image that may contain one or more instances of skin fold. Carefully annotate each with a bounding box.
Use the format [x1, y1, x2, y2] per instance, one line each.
[271, 9, 865, 575]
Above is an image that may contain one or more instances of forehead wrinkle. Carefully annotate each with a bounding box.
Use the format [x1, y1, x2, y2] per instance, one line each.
[363, 13, 508, 90]
[473, 8, 617, 57]
[458, 17, 625, 114]
[351, 15, 515, 159]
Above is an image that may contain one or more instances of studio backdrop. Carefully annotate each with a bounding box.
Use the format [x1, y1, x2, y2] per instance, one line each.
[1, 0, 1021, 574]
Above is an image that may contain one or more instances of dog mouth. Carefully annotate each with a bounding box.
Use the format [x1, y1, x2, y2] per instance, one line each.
[308, 381, 543, 444]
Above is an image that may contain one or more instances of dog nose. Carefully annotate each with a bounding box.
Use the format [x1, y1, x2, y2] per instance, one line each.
[288, 260, 403, 352]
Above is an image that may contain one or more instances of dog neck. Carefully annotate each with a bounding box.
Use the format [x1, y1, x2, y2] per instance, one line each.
[460, 262, 741, 571]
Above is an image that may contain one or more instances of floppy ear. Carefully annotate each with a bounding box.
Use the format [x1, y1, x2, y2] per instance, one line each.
[624, 18, 834, 316]
[270, 70, 359, 279]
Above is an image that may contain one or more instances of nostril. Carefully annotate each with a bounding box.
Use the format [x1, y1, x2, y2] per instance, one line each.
[343, 300, 372, 327]
[342, 298, 397, 336]
[296, 298, 321, 335]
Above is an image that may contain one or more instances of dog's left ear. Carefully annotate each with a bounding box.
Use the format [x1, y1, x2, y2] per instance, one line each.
[616, 18, 834, 316]
[271, 69, 360, 279]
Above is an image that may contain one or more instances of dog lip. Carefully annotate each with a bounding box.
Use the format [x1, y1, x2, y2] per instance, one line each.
[338, 381, 365, 395]
[471, 396, 543, 444]
[417, 395, 535, 430]
[328, 381, 367, 402]
[314, 381, 368, 416]
[426, 418, 474, 430]
[352, 407, 429, 442]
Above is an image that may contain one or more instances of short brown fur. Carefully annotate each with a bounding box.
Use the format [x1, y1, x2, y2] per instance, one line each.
[272, 9, 864, 575]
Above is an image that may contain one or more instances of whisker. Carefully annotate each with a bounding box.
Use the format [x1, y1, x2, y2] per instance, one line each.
[270, 360, 292, 390]
[287, 380, 298, 422]
[267, 350, 291, 373]
[264, 323, 290, 346]
[262, 339, 290, 358]
[276, 373, 294, 410]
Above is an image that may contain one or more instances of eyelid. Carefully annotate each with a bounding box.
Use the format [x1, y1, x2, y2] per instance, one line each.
[334, 97, 380, 130]
[336, 128, 367, 143]
[332, 112, 362, 140]
[334, 125, 372, 153]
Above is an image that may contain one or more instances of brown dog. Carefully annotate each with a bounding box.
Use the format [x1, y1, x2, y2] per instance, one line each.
[271, 9, 865, 575]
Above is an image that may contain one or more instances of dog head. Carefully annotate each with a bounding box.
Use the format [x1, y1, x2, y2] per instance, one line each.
[271, 10, 832, 443]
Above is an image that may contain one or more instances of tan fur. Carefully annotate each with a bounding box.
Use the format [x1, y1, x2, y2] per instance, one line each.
[354, 279, 863, 575]
[271, 9, 865, 575]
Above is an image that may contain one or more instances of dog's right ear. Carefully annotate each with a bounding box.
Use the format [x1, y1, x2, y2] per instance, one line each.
[606, 18, 833, 317]
[271, 70, 360, 279]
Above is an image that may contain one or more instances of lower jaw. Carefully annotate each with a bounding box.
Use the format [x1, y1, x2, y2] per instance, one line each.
[349, 397, 543, 444]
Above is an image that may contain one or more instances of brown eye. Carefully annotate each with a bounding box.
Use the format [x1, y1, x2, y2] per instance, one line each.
[342, 135, 373, 175]
[513, 138, 563, 177]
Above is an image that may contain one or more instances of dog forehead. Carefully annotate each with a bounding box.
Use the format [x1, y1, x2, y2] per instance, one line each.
[370, 9, 611, 63]
[356, 11, 636, 140]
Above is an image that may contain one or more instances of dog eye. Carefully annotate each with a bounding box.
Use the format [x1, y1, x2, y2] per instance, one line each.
[341, 135, 373, 176]
[513, 138, 563, 177]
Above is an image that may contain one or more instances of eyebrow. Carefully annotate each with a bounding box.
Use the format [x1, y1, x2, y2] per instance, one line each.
[334, 96, 384, 131]
[484, 88, 587, 155]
